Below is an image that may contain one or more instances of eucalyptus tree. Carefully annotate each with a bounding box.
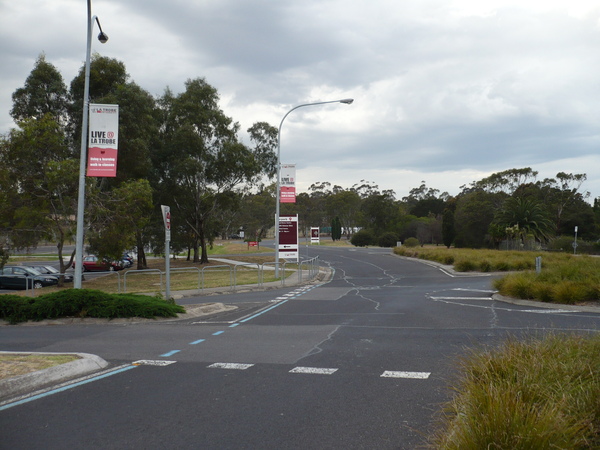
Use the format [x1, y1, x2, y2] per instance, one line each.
[11, 54, 71, 127]
[155, 78, 276, 263]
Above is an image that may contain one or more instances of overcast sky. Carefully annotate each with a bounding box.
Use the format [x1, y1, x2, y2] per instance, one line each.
[1, 0, 599, 200]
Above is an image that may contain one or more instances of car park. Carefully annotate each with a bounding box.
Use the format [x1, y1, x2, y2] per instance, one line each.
[73, 255, 125, 272]
[0, 265, 59, 289]
[25, 265, 74, 283]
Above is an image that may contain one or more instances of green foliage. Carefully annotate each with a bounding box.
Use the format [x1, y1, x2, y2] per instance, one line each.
[378, 232, 398, 248]
[432, 334, 600, 448]
[0, 289, 185, 324]
[350, 229, 375, 247]
[11, 54, 70, 124]
[403, 237, 420, 247]
[493, 196, 554, 242]
[331, 216, 342, 241]
[442, 208, 455, 248]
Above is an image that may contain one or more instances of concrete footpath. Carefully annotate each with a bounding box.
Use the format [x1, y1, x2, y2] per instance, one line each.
[0, 261, 331, 404]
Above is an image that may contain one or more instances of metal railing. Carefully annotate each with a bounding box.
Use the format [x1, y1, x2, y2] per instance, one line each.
[72, 257, 322, 295]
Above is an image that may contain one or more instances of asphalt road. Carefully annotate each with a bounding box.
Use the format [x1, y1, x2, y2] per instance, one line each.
[1, 246, 599, 449]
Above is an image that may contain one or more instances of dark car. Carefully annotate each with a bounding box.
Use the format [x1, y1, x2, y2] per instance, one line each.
[26, 265, 74, 283]
[73, 255, 124, 272]
[0, 265, 59, 290]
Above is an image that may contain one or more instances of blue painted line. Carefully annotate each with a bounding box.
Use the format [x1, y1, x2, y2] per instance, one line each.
[229, 323, 240, 328]
[239, 299, 289, 323]
[213, 331, 224, 336]
[0, 365, 137, 411]
[160, 350, 180, 357]
[189, 339, 205, 345]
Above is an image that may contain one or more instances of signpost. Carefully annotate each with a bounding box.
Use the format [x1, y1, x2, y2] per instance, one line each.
[278, 215, 299, 261]
[161, 205, 171, 299]
[311, 227, 320, 244]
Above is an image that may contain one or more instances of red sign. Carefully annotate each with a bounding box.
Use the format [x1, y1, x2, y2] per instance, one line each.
[166, 211, 171, 230]
[278, 214, 298, 260]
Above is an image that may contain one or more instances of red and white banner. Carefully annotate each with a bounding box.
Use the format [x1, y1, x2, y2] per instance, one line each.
[280, 164, 296, 203]
[87, 104, 119, 177]
[278, 214, 298, 260]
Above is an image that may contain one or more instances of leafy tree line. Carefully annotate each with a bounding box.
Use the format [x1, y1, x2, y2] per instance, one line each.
[238, 167, 598, 251]
[0, 54, 277, 269]
[2, 56, 598, 263]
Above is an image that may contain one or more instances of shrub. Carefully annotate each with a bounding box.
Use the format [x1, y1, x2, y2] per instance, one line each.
[378, 232, 399, 248]
[0, 289, 185, 324]
[350, 230, 376, 247]
[403, 237, 420, 248]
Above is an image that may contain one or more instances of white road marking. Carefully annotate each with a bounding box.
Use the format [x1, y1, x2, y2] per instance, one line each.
[208, 363, 254, 370]
[132, 360, 177, 366]
[380, 371, 430, 379]
[290, 367, 338, 375]
[430, 296, 493, 301]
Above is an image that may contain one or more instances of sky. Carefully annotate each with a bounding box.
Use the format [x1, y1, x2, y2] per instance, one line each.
[1, 0, 599, 200]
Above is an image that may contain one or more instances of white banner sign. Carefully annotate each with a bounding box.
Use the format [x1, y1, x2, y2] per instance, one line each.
[87, 104, 119, 177]
[280, 164, 296, 203]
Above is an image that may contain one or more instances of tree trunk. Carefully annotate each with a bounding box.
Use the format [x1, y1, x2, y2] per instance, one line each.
[136, 232, 148, 270]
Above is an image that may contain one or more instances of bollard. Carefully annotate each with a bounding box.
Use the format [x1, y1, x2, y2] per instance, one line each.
[535, 256, 542, 274]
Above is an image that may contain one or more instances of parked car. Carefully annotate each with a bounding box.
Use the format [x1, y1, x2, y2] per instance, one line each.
[72, 255, 125, 272]
[0, 265, 59, 290]
[25, 265, 74, 283]
[121, 253, 134, 268]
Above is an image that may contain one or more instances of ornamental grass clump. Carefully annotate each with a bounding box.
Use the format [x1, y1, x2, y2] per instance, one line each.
[431, 334, 600, 449]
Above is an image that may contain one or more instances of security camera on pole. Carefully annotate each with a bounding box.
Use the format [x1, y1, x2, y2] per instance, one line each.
[161, 205, 171, 299]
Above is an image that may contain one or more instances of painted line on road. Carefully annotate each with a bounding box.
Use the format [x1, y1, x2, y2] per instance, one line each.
[189, 339, 206, 345]
[381, 371, 431, 379]
[213, 331, 225, 336]
[0, 364, 137, 411]
[208, 363, 254, 370]
[238, 299, 290, 323]
[133, 360, 177, 366]
[160, 350, 180, 357]
[290, 367, 338, 375]
[430, 296, 493, 301]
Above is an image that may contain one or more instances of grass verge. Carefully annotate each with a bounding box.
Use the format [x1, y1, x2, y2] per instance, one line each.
[394, 247, 600, 305]
[431, 333, 600, 449]
[0, 353, 80, 380]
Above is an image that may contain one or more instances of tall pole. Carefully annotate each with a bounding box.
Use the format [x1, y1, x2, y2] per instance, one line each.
[74, 1, 107, 288]
[274, 98, 353, 277]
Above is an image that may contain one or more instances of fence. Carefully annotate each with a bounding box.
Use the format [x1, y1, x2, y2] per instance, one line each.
[118, 257, 320, 296]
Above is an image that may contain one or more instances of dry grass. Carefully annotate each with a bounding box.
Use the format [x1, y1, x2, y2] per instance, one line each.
[0, 353, 80, 380]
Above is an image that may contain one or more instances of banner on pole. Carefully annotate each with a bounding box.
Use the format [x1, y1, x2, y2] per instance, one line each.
[87, 104, 119, 177]
[278, 214, 298, 260]
[280, 164, 296, 203]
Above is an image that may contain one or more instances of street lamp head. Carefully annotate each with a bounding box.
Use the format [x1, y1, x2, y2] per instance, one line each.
[97, 31, 109, 43]
[339, 98, 354, 104]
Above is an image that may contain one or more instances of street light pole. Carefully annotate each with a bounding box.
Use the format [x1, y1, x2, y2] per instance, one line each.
[74, 0, 108, 289]
[274, 98, 353, 277]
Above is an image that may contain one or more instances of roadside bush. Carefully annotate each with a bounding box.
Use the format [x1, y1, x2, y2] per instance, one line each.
[0, 289, 185, 324]
[403, 237, 420, 248]
[351, 230, 376, 247]
[378, 232, 399, 248]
